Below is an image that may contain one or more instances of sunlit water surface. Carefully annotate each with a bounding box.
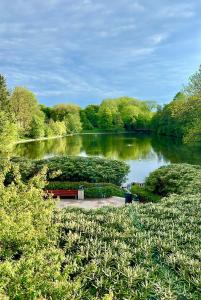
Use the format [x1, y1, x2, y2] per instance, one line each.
[13, 133, 201, 183]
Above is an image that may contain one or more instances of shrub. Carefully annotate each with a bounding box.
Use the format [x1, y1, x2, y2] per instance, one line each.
[58, 193, 201, 299]
[10, 156, 130, 185]
[46, 181, 125, 198]
[131, 184, 161, 202]
[0, 162, 73, 299]
[1, 161, 200, 299]
[145, 163, 201, 196]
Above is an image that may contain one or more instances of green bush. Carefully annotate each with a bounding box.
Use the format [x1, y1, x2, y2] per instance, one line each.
[1, 162, 200, 299]
[145, 163, 201, 196]
[46, 181, 125, 198]
[131, 184, 161, 202]
[0, 162, 72, 299]
[58, 193, 201, 299]
[10, 156, 130, 185]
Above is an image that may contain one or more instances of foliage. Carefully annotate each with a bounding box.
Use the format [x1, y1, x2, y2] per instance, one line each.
[10, 87, 39, 135]
[0, 162, 200, 299]
[29, 111, 46, 138]
[47, 120, 66, 136]
[80, 110, 94, 130]
[10, 156, 130, 186]
[151, 95, 186, 138]
[58, 194, 201, 299]
[65, 113, 82, 133]
[50, 103, 82, 133]
[0, 163, 71, 299]
[184, 64, 201, 97]
[84, 104, 99, 128]
[145, 163, 201, 196]
[0, 74, 10, 112]
[46, 181, 125, 198]
[152, 65, 201, 144]
[97, 97, 154, 131]
[131, 184, 161, 202]
[0, 111, 18, 153]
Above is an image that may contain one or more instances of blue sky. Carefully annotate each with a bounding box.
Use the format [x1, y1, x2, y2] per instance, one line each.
[0, 0, 201, 107]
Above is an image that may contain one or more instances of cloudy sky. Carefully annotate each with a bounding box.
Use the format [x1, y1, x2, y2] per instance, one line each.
[0, 0, 201, 107]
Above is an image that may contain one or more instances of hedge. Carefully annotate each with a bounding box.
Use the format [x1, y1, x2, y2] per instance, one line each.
[145, 163, 201, 196]
[10, 156, 129, 186]
[131, 184, 161, 202]
[46, 181, 125, 198]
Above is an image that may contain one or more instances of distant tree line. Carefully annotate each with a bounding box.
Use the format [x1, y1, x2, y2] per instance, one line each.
[0, 75, 155, 152]
[0, 64, 201, 152]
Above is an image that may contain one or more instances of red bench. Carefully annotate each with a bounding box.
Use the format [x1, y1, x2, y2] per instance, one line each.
[46, 189, 78, 199]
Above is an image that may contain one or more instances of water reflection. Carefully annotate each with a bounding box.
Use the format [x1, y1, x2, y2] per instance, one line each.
[13, 133, 201, 182]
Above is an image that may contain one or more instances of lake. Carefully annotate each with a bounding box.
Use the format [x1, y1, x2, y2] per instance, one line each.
[13, 132, 201, 183]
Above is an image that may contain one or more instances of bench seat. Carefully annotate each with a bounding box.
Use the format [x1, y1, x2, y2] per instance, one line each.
[46, 189, 78, 199]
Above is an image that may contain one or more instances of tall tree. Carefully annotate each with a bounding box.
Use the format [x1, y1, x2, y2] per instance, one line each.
[51, 104, 80, 121]
[10, 87, 39, 135]
[0, 111, 18, 152]
[184, 65, 201, 97]
[84, 105, 99, 128]
[0, 74, 10, 112]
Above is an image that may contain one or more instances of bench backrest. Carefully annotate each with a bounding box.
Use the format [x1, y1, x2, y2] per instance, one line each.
[47, 189, 78, 196]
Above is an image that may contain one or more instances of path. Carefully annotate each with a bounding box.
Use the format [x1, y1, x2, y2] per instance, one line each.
[57, 196, 125, 209]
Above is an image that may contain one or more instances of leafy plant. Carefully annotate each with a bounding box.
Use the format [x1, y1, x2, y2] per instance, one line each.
[131, 184, 161, 202]
[46, 181, 125, 198]
[10, 156, 130, 185]
[0, 162, 200, 299]
[145, 163, 201, 196]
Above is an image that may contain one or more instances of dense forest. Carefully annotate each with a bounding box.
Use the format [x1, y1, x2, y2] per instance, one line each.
[0, 65, 201, 153]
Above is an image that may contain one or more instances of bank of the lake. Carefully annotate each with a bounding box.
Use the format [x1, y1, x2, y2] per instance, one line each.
[16, 129, 152, 144]
[12, 132, 201, 183]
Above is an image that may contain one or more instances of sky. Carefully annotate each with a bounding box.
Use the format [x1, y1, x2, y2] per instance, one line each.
[0, 0, 201, 107]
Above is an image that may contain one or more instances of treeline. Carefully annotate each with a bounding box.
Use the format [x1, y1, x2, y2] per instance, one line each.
[41, 97, 154, 135]
[0, 64, 201, 152]
[0, 74, 155, 152]
[152, 65, 201, 143]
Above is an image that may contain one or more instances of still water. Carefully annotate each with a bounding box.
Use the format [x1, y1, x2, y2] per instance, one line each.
[13, 133, 201, 183]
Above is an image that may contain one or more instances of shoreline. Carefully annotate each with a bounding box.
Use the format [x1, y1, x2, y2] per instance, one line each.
[16, 129, 152, 145]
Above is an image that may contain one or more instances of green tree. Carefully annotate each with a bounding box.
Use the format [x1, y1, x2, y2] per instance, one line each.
[84, 105, 99, 128]
[48, 120, 66, 136]
[184, 64, 201, 97]
[80, 110, 93, 130]
[0, 111, 18, 152]
[10, 87, 39, 135]
[173, 92, 186, 102]
[0, 74, 10, 112]
[121, 105, 139, 130]
[29, 111, 46, 138]
[51, 103, 80, 121]
[65, 114, 82, 133]
[98, 105, 113, 129]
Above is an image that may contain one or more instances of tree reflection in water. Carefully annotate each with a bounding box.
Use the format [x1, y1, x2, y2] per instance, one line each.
[13, 132, 201, 182]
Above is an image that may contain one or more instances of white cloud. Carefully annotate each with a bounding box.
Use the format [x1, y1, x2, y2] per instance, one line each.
[160, 3, 196, 18]
[150, 33, 168, 45]
[130, 2, 145, 11]
[99, 24, 136, 38]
